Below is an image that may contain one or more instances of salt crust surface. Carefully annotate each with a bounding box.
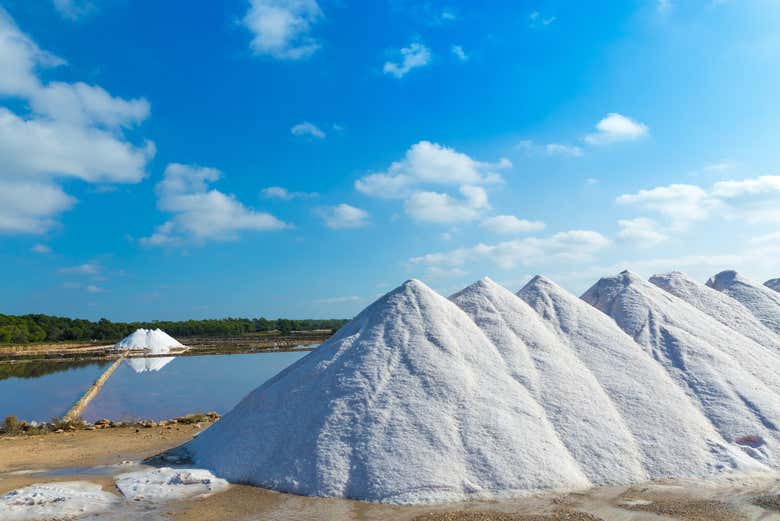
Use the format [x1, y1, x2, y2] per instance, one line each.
[0, 481, 118, 520]
[115, 467, 229, 501]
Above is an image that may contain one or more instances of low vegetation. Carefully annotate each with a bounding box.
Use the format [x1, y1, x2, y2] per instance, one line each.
[0, 314, 349, 344]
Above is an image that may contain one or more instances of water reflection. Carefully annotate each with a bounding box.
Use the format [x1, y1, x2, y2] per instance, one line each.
[125, 357, 175, 373]
[82, 351, 308, 422]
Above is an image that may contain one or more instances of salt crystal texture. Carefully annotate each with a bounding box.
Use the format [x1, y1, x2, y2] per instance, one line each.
[0, 481, 118, 520]
[115, 467, 229, 501]
[583, 270, 780, 467]
[516, 275, 756, 477]
[650, 271, 780, 351]
[114, 328, 184, 354]
[706, 270, 780, 336]
[188, 280, 594, 504]
[187, 277, 777, 504]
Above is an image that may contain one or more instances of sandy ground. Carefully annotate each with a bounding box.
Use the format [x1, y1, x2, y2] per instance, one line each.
[2, 427, 780, 520]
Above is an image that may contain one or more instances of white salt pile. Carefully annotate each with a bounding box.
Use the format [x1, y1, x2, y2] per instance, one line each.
[188, 280, 593, 503]
[125, 356, 175, 373]
[650, 271, 780, 350]
[582, 270, 780, 467]
[186, 276, 778, 504]
[707, 270, 780, 335]
[516, 275, 752, 478]
[767, 278, 780, 293]
[0, 481, 118, 520]
[114, 328, 184, 354]
[115, 467, 229, 501]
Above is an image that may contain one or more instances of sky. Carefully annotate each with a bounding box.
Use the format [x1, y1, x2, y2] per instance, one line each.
[1, 0, 779, 321]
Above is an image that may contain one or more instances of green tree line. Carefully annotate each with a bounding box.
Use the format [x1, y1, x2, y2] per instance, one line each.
[0, 314, 349, 344]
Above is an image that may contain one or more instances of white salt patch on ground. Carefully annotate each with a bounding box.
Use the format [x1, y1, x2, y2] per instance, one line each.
[766, 278, 780, 293]
[115, 467, 229, 501]
[651, 271, 780, 351]
[188, 279, 594, 504]
[114, 328, 183, 354]
[707, 270, 780, 335]
[582, 270, 780, 468]
[0, 481, 118, 520]
[125, 356, 175, 373]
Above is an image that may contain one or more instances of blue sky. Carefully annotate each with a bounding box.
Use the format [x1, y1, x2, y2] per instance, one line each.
[1, 0, 779, 321]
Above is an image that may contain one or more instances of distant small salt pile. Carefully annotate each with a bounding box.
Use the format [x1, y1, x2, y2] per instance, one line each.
[186, 277, 765, 504]
[707, 270, 780, 335]
[583, 270, 780, 467]
[114, 328, 184, 355]
[650, 271, 780, 350]
[767, 279, 780, 293]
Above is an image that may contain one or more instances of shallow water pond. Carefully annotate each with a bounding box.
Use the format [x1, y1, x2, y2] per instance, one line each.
[0, 360, 111, 422]
[0, 351, 309, 422]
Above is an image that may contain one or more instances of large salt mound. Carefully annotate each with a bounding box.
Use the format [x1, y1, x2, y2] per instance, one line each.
[114, 328, 184, 355]
[582, 270, 780, 467]
[452, 277, 646, 484]
[515, 275, 752, 478]
[767, 278, 780, 293]
[187, 279, 594, 504]
[650, 271, 780, 351]
[707, 270, 780, 335]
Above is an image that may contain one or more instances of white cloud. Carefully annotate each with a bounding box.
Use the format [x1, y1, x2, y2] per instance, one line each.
[529, 11, 556, 27]
[59, 262, 101, 275]
[617, 183, 716, 229]
[85, 284, 103, 293]
[0, 9, 154, 234]
[711, 175, 780, 198]
[516, 140, 582, 158]
[584, 113, 649, 145]
[405, 185, 488, 224]
[618, 175, 780, 231]
[617, 217, 668, 247]
[52, 0, 96, 20]
[290, 121, 325, 139]
[481, 215, 546, 234]
[31, 244, 51, 254]
[142, 163, 289, 246]
[451, 45, 468, 61]
[383, 42, 432, 78]
[243, 0, 323, 60]
[355, 141, 508, 198]
[261, 186, 318, 200]
[657, 0, 673, 13]
[0, 180, 75, 234]
[318, 203, 369, 229]
[312, 295, 361, 304]
[356, 141, 509, 225]
[410, 230, 611, 271]
[545, 143, 583, 157]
